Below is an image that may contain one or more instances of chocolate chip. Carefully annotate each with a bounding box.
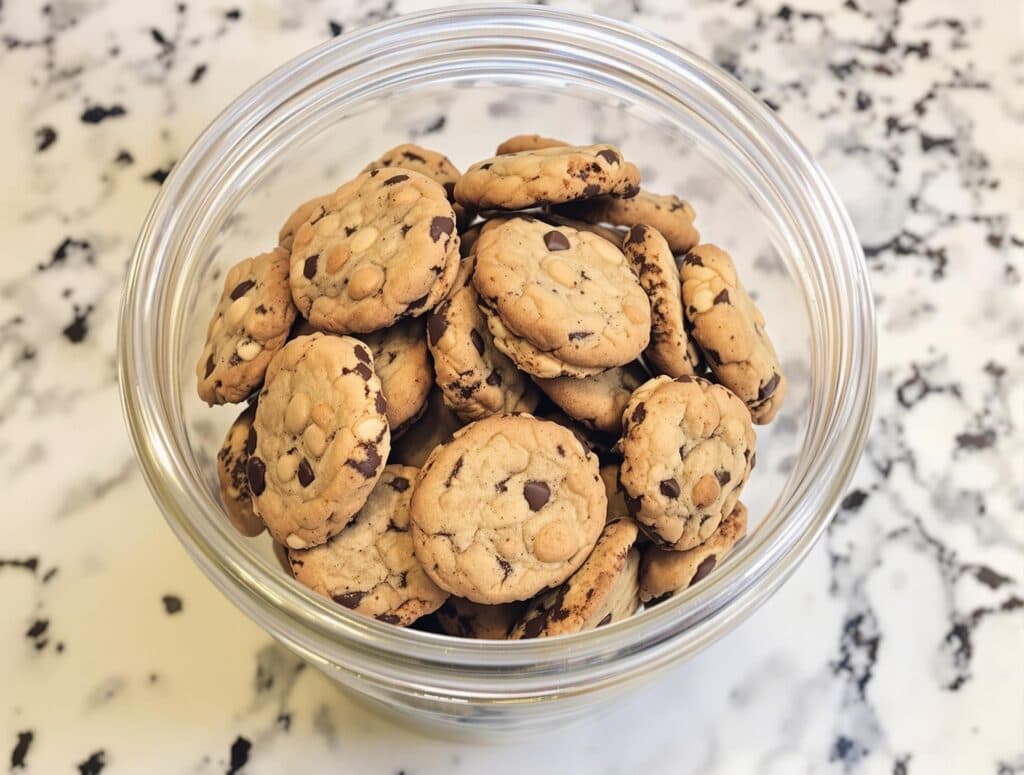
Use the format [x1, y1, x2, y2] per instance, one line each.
[682, 253, 703, 266]
[345, 225, 358, 237]
[497, 556, 513, 579]
[297, 458, 315, 487]
[625, 224, 647, 245]
[758, 373, 781, 400]
[486, 369, 501, 386]
[246, 456, 266, 495]
[582, 183, 601, 198]
[690, 555, 717, 585]
[246, 427, 257, 455]
[401, 150, 426, 163]
[624, 492, 642, 516]
[470, 329, 485, 354]
[355, 345, 371, 363]
[390, 476, 410, 492]
[204, 354, 215, 378]
[383, 174, 409, 186]
[229, 279, 255, 299]
[495, 476, 509, 493]
[713, 289, 730, 304]
[596, 149, 620, 165]
[401, 224, 412, 237]
[333, 591, 365, 608]
[427, 308, 449, 345]
[556, 444, 565, 457]
[303, 255, 318, 279]
[659, 478, 680, 498]
[346, 444, 381, 478]
[375, 392, 387, 414]
[596, 613, 613, 627]
[568, 331, 591, 341]
[376, 613, 401, 624]
[430, 216, 454, 242]
[618, 182, 640, 198]
[523, 480, 550, 511]
[716, 470, 731, 486]
[354, 362, 372, 380]
[543, 230, 570, 251]
[445, 456, 464, 486]
[631, 402, 646, 424]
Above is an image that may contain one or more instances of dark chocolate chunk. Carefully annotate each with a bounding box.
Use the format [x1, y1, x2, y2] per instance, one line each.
[659, 478, 680, 498]
[333, 591, 365, 608]
[390, 476, 410, 492]
[713, 289, 730, 304]
[523, 480, 550, 511]
[630, 402, 646, 424]
[346, 444, 381, 478]
[716, 470, 731, 486]
[229, 279, 255, 299]
[303, 255, 318, 279]
[543, 230, 570, 251]
[383, 174, 409, 186]
[246, 456, 266, 495]
[596, 612, 613, 627]
[430, 216, 455, 241]
[427, 305, 449, 345]
[470, 329, 485, 354]
[297, 458, 315, 487]
[597, 149, 620, 165]
[758, 373, 781, 400]
[690, 555, 717, 586]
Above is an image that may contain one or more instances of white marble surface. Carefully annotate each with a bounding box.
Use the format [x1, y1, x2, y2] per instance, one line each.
[2, 0, 1022, 773]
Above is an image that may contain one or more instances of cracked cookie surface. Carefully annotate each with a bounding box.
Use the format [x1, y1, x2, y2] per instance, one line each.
[410, 414, 606, 604]
[618, 375, 754, 550]
[509, 519, 640, 638]
[216, 405, 265, 536]
[289, 168, 459, 334]
[197, 247, 296, 404]
[473, 217, 650, 376]
[680, 244, 787, 423]
[288, 465, 448, 625]
[249, 333, 390, 549]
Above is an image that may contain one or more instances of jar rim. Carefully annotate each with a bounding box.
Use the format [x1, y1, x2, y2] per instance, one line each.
[118, 4, 875, 700]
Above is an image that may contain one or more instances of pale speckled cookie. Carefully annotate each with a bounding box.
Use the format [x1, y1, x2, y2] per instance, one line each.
[216, 405, 265, 537]
[640, 501, 748, 604]
[509, 519, 640, 638]
[618, 375, 755, 550]
[556, 191, 700, 254]
[622, 224, 701, 378]
[249, 333, 391, 549]
[455, 144, 641, 211]
[197, 247, 297, 404]
[358, 317, 433, 437]
[680, 244, 787, 423]
[427, 283, 539, 421]
[362, 143, 472, 229]
[389, 387, 464, 468]
[410, 414, 606, 604]
[279, 193, 332, 251]
[435, 597, 526, 639]
[473, 217, 651, 376]
[288, 465, 449, 625]
[494, 134, 569, 155]
[533, 361, 648, 435]
[289, 168, 459, 334]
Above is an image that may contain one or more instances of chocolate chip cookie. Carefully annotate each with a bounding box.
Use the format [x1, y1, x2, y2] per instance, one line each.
[216, 405, 265, 536]
[455, 144, 641, 211]
[288, 465, 449, 625]
[427, 283, 539, 421]
[358, 317, 433, 436]
[289, 168, 459, 334]
[279, 192, 332, 251]
[249, 333, 391, 549]
[556, 191, 700, 254]
[362, 143, 472, 229]
[389, 387, 464, 468]
[622, 224, 701, 378]
[435, 597, 526, 639]
[509, 519, 640, 638]
[197, 247, 297, 404]
[640, 501, 748, 604]
[410, 414, 606, 603]
[473, 217, 651, 376]
[533, 361, 648, 435]
[680, 244, 787, 423]
[618, 375, 755, 550]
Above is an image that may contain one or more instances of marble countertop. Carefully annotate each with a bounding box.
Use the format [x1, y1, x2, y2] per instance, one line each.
[2, 0, 1022, 772]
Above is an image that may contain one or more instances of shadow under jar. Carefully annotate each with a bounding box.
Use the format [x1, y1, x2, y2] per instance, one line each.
[119, 5, 876, 738]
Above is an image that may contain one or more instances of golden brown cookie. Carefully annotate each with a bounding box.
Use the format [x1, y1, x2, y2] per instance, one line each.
[556, 191, 699, 254]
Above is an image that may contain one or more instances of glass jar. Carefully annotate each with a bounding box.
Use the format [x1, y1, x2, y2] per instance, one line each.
[118, 5, 876, 738]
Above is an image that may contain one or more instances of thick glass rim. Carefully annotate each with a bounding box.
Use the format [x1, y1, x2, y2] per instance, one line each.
[118, 5, 875, 701]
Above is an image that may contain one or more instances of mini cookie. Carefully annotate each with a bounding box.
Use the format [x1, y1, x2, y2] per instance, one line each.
[197, 247, 297, 404]
[455, 144, 641, 211]
[473, 218, 651, 376]
[640, 501, 748, 604]
[556, 191, 700, 254]
[509, 519, 640, 638]
[362, 143, 472, 229]
[279, 193, 332, 251]
[435, 597, 526, 639]
[618, 375, 755, 550]
[622, 224, 701, 378]
[533, 361, 648, 435]
[410, 414, 606, 604]
[216, 405, 265, 536]
[427, 284, 539, 421]
[680, 244, 787, 423]
[289, 168, 459, 334]
[288, 465, 449, 625]
[249, 333, 391, 549]
[494, 134, 569, 155]
[358, 317, 433, 436]
[389, 388, 464, 468]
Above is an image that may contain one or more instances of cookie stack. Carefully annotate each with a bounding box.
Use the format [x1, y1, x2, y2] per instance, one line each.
[197, 135, 787, 639]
